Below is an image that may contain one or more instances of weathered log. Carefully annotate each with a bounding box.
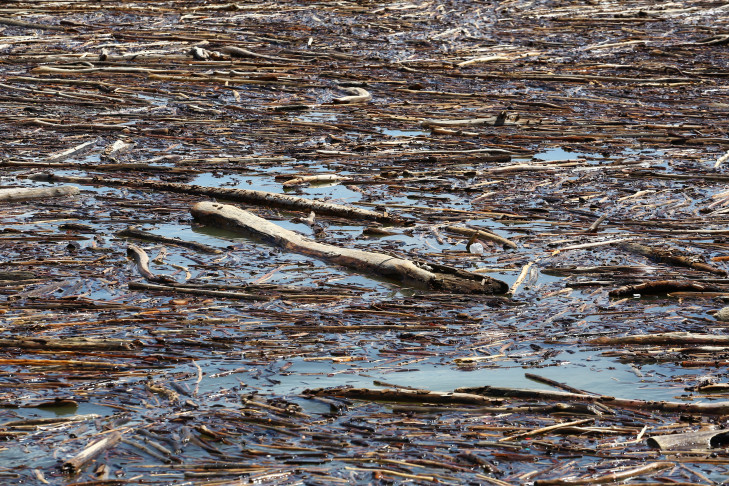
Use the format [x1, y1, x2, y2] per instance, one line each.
[63, 432, 122, 474]
[0, 185, 79, 202]
[190, 202, 508, 294]
[28, 173, 395, 223]
[457, 385, 729, 414]
[590, 332, 729, 346]
[303, 387, 498, 405]
[647, 429, 729, 450]
[618, 242, 726, 275]
[609, 280, 722, 297]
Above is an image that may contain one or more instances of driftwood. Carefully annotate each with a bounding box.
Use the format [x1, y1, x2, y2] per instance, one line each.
[534, 462, 674, 485]
[590, 332, 729, 346]
[457, 386, 729, 414]
[126, 244, 176, 284]
[0, 185, 79, 202]
[191, 202, 508, 294]
[303, 387, 497, 405]
[118, 227, 222, 254]
[62, 432, 122, 474]
[618, 242, 726, 276]
[609, 280, 722, 297]
[28, 173, 395, 223]
[646, 429, 729, 450]
[332, 87, 371, 104]
[444, 225, 517, 249]
[128, 281, 272, 302]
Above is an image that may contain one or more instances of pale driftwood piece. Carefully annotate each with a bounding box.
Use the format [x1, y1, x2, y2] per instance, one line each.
[63, 432, 122, 474]
[715, 306, 729, 321]
[282, 174, 346, 187]
[499, 418, 594, 442]
[590, 332, 729, 346]
[333, 87, 371, 104]
[303, 387, 498, 405]
[509, 261, 535, 297]
[126, 244, 176, 284]
[457, 55, 511, 67]
[618, 241, 726, 276]
[647, 429, 729, 451]
[128, 282, 272, 302]
[0, 185, 79, 202]
[101, 139, 134, 160]
[445, 225, 517, 249]
[45, 139, 98, 163]
[457, 385, 729, 414]
[191, 202, 508, 294]
[118, 227, 222, 254]
[28, 173, 394, 223]
[534, 462, 674, 485]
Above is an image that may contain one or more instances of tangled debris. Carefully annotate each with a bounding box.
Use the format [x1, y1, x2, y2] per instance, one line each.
[2, 0, 729, 484]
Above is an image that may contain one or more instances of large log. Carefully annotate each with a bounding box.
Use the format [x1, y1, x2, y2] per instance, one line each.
[191, 202, 508, 294]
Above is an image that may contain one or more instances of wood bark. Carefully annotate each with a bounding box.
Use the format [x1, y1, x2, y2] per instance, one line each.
[190, 202, 508, 294]
[28, 173, 394, 223]
[0, 185, 79, 202]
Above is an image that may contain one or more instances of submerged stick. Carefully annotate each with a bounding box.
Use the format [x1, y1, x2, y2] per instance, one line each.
[191, 202, 508, 294]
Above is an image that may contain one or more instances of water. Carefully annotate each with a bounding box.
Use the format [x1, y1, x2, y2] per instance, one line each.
[3, 146, 723, 418]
